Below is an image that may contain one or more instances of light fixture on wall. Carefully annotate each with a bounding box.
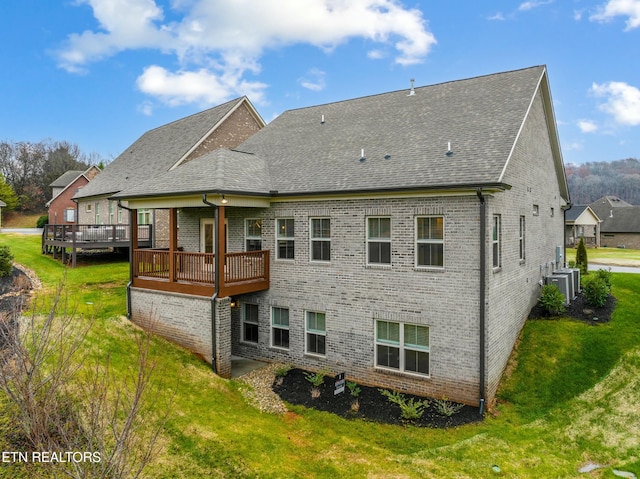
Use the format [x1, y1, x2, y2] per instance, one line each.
[221, 195, 229, 204]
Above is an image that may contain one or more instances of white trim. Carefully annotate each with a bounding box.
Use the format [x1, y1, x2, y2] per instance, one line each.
[304, 310, 327, 357]
[374, 320, 430, 377]
[270, 306, 290, 350]
[366, 216, 392, 266]
[276, 218, 295, 260]
[414, 215, 444, 269]
[309, 217, 331, 263]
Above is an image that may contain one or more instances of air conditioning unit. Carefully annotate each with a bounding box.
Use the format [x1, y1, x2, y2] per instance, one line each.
[569, 267, 581, 294]
[553, 269, 577, 301]
[545, 274, 571, 305]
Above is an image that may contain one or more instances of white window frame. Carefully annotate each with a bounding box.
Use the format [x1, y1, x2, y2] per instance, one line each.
[245, 219, 262, 252]
[415, 216, 444, 268]
[492, 214, 501, 269]
[310, 217, 331, 262]
[276, 218, 295, 260]
[375, 320, 430, 376]
[64, 208, 76, 223]
[533, 204, 539, 216]
[366, 216, 391, 266]
[85, 203, 92, 213]
[271, 307, 290, 350]
[118, 206, 124, 224]
[138, 209, 151, 225]
[305, 311, 326, 356]
[519, 215, 526, 262]
[109, 201, 115, 224]
[242, 303, 259, 344]
[95, 203, 101, 224]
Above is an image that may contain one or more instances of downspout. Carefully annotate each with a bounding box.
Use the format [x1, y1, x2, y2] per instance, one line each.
[202, 194, 219, 374]
[118, 200, 134, 319]
[563, 202, 573, 268]
[476, 189, 486, 416]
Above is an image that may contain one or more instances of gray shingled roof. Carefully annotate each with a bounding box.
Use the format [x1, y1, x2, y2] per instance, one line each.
[50, 170, 84, 188]
[599, 207, 640, 233]
[74, 97, 246, 200]
[115, 66, 560, 199]
[566, 205, 588, 222]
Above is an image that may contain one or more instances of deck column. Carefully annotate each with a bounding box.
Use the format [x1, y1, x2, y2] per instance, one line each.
[216, 205, 226, 293]
[168, 208, 178, 283]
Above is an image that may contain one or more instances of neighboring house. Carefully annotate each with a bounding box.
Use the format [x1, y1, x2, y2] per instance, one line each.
[109, 65, 569, 409]
[46, 166, 101, 224]
[565, 205, 601, 247]
[73, 97, 265, 249]
[589, 195, 640, 249]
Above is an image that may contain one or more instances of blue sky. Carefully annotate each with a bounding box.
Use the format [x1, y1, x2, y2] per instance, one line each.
[0, 0, 638, 165]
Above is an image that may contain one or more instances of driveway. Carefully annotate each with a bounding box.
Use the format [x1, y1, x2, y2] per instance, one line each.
[0, 228, 43, 235]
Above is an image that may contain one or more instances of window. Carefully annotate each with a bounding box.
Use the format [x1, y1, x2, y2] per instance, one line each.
[550, 207, 555, 217]
[109, 201, 115, 224]
[305, 311, 326, 356]
[367, 217, 391, 265]
[310, 218, 331, 262]
[242, 303, 259, 343]
[86, 203, 92, 213]
[271, 307, 290, 349]
[138, 209, 151, 225]
[64, 208, 76, 223]
[95, 203, 101, 224]
[375, 320, 429, 375]
[492, 215, 501, 268]
[276, 218, 295, 259]
[245, 219, 262, 251]
[533, 204, 539, 216]
[118, 206, 123, 224]
[519, 216, 526, 261]
[416, 216, 444, 267]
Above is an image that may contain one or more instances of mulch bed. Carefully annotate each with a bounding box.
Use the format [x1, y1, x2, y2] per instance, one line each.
[273, 368, 483, 428]
[528, 290, 616, 324]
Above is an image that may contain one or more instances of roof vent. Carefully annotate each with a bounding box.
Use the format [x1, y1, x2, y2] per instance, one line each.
[360, 149, 366, 162]
[408, 78, 416, 96]
[445, 141, 453, 157]
[321, 114, 325, 124]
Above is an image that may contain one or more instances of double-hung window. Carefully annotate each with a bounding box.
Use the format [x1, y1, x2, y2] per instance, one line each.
[305, 311, 326, 356]
[276, 218, 295, 259]
[310, 218, 331, 262]
[416, 216, 444, 267]
[95, 203, 101, 224]
[138, 209, 151, 225]
[375, 320, 429, 375]
[367, 217, 391, 265]
[242, 303, 259, 343]
[493, 215, 501, 268]
[271, 307, 290, 349]
[245, 219, 262, 251]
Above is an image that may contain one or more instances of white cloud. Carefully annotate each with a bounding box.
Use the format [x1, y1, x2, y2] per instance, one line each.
[298, 68, 326, 92]
[487, 12, 506, 21]
[519, 0, 553, 12]
[591, 81, 640, 126]
[590, 0, 640, 30]
[578, 119, 598, 133]
[55, 0, 436, 106]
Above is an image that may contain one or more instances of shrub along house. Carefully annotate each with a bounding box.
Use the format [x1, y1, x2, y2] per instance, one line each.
[112, 66, 569, 410]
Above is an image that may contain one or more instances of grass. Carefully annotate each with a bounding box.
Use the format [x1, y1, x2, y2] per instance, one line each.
[1, 211, 46, 228]
[567, 246, 640, 265]
[2, 231, 640, 478]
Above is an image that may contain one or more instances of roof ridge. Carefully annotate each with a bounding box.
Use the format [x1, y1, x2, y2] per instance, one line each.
[279, 65, 546, 114]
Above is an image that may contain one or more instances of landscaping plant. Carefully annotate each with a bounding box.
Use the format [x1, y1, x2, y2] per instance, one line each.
[539, 283, 566, 316]
[347, 381, 361, 413]
[304, 369, 328, 399]
[433, 396, 464, 417]
[0, 245, 13, 277]
[583, 275, 610, 307]
[575, 237, 589, 275]
[274, 363, 293, 386]
[379, 389, 428, 422]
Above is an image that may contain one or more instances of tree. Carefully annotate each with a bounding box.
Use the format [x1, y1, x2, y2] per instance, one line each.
[0, 173, 19, 210]
[575, 237, 588, 275]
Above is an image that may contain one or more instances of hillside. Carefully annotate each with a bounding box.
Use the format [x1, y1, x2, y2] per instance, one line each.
[566, 158, 640, 205]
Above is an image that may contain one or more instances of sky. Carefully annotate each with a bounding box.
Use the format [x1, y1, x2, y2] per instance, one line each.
[0, 1, 639, 166]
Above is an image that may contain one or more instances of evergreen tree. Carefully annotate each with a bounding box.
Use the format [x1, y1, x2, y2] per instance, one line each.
[575, 237, 589, 275]
[0, 173, 19, 210]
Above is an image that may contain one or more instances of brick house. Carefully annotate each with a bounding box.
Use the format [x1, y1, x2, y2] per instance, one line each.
[565, 205, 601, 247]
[46, 166, 101, 224]
[589, 196, 640, 249]
[73, 97, 265, 248]
[111, 66, 568, 410]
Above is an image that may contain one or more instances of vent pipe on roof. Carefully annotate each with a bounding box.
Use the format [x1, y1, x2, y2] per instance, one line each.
[446, 141, 453, 157]
[408, 78, 416, 96]
[321, 114, 325, 124]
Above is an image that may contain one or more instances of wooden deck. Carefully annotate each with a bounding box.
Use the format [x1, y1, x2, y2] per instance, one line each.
[42, 224, 152, 267]
[132, 249, 270, 297]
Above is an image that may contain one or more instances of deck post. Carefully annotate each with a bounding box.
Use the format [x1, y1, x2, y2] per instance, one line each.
[168, 208, 177, 283]
[216, 206, 226, 294]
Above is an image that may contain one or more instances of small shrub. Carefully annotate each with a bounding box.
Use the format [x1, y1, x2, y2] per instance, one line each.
[346, 381, 361, 398]
[539, 284, 566, 316]
[36, 215, 48, 228]
[583, 276, 609, 308]
[592, 268, 613, 290]
[575, 237, 588, 275]
[0, 246, 13, 277]
[379, 388, 428, 421]
[433, 396, 464, 417]
[305, 369, 329, 399]
[273, 363, 292, 386]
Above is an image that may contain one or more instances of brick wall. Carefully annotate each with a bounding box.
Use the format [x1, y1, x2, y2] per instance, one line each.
[48, 176, 89, 224]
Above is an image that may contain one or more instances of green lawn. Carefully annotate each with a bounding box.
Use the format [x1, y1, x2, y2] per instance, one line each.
[567, 246, 640, 266]
[2, 232, 640, 478]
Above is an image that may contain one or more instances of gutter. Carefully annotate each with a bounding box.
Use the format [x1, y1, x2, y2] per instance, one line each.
[202, 194, 219, 374]
[118, 200, 134, 319]
[476, 189, 486, 416]
[562, 202, 573, 267]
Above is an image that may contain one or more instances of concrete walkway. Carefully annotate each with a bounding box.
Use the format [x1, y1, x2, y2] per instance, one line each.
[0, 228, 43, 235]
[231, 356, 268, 378]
